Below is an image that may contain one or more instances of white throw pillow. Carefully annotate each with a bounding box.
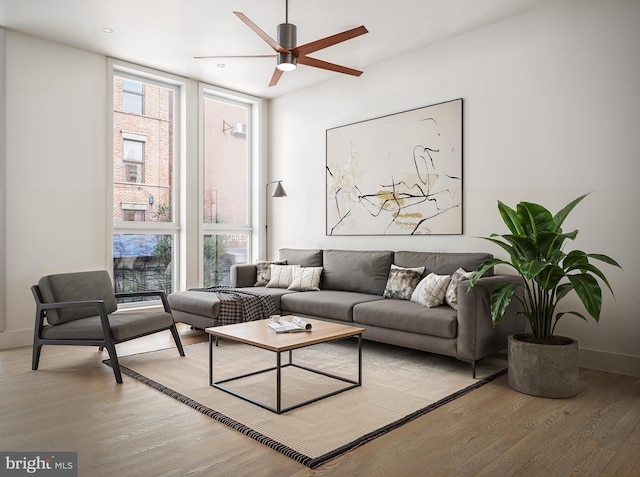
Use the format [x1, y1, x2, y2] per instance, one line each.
[266, 264, 300, 288]
[411, 273, 452, 308]
[445, 268, 474, 310]
[288, 267, 323, 291]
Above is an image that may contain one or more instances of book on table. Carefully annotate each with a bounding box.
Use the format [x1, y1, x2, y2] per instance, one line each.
[267, 316, 312, 333]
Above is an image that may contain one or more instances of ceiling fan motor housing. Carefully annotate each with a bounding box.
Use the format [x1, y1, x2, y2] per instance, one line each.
[276, 23, 297, 70]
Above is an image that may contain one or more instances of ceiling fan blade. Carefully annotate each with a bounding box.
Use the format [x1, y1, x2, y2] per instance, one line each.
[297, 56, 363, 77]
[193, 55, 276, 59]
[233, 12, 288, 54]
[291, 25, 368, 57]
[269, 68, 284, 87]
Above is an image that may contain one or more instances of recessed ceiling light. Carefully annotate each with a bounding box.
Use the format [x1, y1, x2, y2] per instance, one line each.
[103, 28, 114, 34]
[217, 64, 226, 68]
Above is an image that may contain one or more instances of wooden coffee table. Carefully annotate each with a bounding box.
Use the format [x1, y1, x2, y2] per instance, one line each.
[205, 317, 365, 414]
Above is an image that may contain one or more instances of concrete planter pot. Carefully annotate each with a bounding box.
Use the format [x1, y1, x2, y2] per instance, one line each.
[508, 333, 579, 398]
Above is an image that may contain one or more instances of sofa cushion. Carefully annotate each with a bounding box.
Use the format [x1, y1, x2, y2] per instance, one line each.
[353, 299, 458, 339]
[393, 251, 494, 276]
[383, 265, 425, 300]
[279, 248, 323, 267]
[288, 267, 323, 291]
[411, 273, 452, 308]
[280, 290, 383, 322]
[254, 260, 287, 286]
[266, 264, 300, 288]
[322, 249, 393, 295]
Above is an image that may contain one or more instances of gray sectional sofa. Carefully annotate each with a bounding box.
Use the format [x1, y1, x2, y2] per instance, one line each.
[168, 248, 524, 376]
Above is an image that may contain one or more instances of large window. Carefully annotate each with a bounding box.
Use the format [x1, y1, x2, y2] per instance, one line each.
[111, 68, 181, 299]
[201, 91, 253, 286]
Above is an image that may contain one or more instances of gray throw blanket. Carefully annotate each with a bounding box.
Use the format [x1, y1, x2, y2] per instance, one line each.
[192, 286, 277, 325]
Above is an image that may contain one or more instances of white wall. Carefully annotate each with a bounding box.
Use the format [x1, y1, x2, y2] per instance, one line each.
[269, 0, 640, 376]
[0, 32, 108, 347]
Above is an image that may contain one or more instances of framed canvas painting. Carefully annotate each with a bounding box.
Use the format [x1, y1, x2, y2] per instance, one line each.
[326, 98, 462, 235]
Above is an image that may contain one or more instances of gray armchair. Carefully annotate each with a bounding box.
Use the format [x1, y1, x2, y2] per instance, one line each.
[31, 270, 185, 383]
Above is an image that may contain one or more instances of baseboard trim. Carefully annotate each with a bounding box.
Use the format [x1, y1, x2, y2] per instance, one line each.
[580, 347, 640, 378]
[0, 328, 33, 349]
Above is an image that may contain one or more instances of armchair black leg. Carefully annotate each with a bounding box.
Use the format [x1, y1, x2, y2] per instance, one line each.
[32, 343, 43, 370]
[103, 342, 123, 384]
[169, 324, 185, 357]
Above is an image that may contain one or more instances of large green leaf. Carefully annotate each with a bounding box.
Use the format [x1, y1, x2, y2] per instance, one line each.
[554, 193, 589, 229]
[535, 264, 564, 291]
[501, 234, 538, 262]
[497, 201, 523, 235]
[521, 259, 548, 281]
[564, 251, 620, 295]
[588, 253, 622, 269]
[568, 274, 602, 320]
[468, 258, 507, 288]
[563, 250, 589, 270]
[536, 230, 563, 262]
[552, 311, 588, 334]
[489, 282, 519, 326]
[517, 201, 555, 240]
[556, 282, 574, 302]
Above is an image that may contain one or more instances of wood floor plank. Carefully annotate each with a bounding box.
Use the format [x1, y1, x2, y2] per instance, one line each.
[1, 325, 639, 477]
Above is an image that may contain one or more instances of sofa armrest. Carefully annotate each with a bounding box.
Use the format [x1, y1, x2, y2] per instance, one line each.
[229, 264, 258, 288]
[456, 275, 524, 362]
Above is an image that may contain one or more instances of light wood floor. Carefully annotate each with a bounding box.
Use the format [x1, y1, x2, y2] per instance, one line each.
[1, 324, 639, 477]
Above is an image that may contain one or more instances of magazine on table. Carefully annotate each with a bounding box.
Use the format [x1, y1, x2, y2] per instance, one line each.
[266, 316, 312, 333]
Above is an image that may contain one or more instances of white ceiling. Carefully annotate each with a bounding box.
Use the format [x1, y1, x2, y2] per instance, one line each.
[0, 0, 548, 99]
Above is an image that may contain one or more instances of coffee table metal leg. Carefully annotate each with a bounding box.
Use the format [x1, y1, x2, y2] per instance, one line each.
[276, 351, 282, 413]
[209, 334, 213, 385]
[358, 333, 362, 384]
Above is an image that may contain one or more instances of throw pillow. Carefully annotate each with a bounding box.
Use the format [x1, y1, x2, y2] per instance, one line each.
[411, 273, 452, 308]
[288, 267, 324, 291]
[444, 267, 474, 310]
[266, 264, 300, 288]
[254, 260, 287, 286]
[383, 264, 426, 300]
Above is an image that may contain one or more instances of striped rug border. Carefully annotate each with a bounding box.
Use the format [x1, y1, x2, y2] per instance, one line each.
[105, 358, 505, 469]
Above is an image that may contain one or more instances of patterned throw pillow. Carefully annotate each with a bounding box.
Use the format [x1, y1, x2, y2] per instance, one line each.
[444, 268, 474, 310]
[411, 273, 452, 308]
[288, 267, 324, 291]
[266, 264, 300, 288]
[383, 265, 426, 300]
[254, 260, 287, 286]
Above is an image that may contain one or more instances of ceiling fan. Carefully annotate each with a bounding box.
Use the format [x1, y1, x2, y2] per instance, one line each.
[194, 0, 368, 87]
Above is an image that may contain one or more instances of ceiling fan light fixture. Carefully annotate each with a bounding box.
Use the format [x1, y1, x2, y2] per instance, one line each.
[276, 52, 297, 71]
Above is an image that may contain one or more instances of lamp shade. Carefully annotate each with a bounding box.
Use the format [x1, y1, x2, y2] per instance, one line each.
[271, 181, 287, 197]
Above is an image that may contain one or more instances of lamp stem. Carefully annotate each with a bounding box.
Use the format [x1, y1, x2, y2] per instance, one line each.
[265, 180, 287, 261]
[265, 185, 270, 260]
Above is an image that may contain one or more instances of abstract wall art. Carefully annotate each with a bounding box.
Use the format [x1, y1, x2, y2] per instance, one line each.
[326, 99, 463, 236]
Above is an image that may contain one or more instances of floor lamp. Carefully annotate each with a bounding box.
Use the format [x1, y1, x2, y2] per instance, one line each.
[265, 180, 287, 260]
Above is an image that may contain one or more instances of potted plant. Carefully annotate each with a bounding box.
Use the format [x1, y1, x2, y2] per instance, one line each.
[469, 193, 621, 398]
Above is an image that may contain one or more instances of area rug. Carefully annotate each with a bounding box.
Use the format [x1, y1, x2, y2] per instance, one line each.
[105, 340, 506, 468]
